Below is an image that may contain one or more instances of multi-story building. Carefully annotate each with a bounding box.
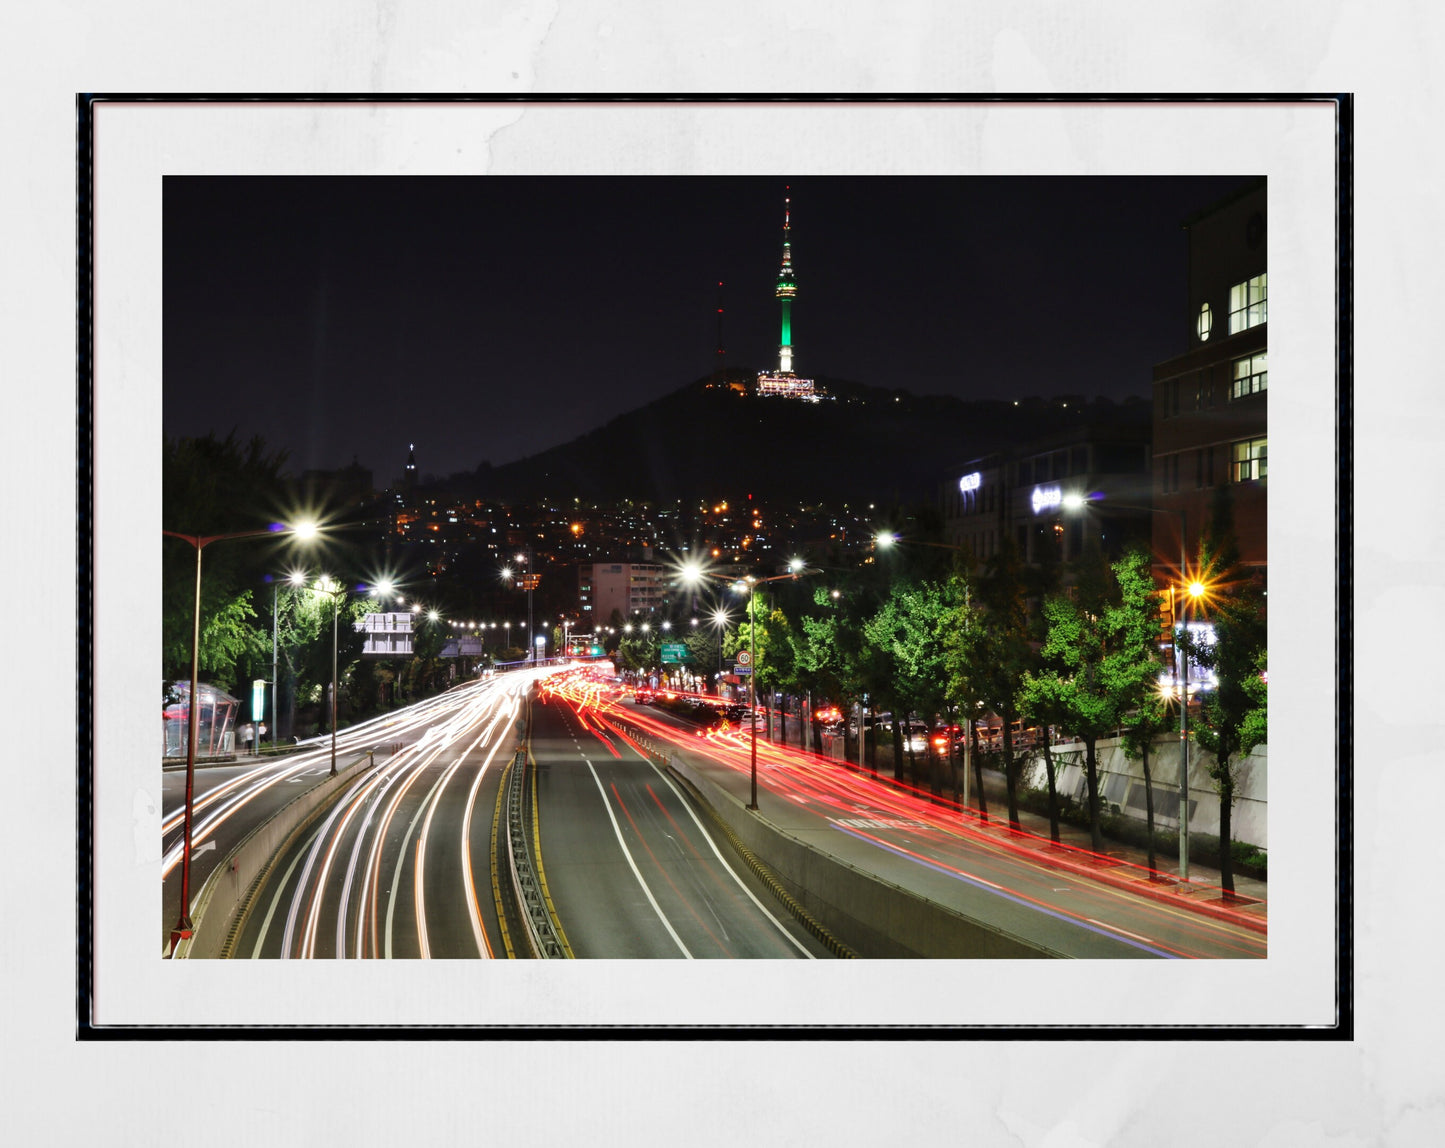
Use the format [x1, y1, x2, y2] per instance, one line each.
[355, 611, 414, 658]
[578, 561, 674, 623]
[942, 406, 1153, 568]
[1151, 179, 1267, 579]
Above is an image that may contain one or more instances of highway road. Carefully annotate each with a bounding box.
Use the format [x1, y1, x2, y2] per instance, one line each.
[168, 663, 1263, 960]
[528, 683, 833, 958]
[163, 669, 548, 957]
[217, 662, 830, 959]
[547, 677, 1267, 960]
[227, 670, 538, 958]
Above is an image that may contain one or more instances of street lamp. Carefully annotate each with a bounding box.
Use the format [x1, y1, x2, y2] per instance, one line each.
[1064, 491, 1195, 882]
[311, 575, 349, 778]
[161, 519, 315, 954]
[267, 569, 308, 753]
[710, 607, 730, 685]
[682, 558, 819, 810]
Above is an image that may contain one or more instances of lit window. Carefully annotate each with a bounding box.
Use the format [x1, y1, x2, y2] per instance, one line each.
[1196, 302, 1212, 342]
[1229, 274, 1267, 334]
[1232, 352, 1268, 399]
[1232, 437, 1267, 482]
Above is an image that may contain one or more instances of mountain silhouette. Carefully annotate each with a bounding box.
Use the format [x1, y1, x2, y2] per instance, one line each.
[448, 374, 1146, 506]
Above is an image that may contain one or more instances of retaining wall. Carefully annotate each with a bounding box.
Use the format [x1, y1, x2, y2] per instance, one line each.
[176, 759, 375, 959]
[1020, 737, 1267, 849]
[666, 753, 1057, 959]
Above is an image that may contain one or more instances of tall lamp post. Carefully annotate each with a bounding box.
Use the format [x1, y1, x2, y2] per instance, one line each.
[162, 520, 314, 955]
[268, 569, 309, 753]
[1062, 493, 1196, 883]
[683, 558, 819, 811]
[311, 575, 349, 777]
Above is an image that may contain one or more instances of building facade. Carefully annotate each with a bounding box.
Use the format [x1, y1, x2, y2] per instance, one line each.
[1151, 180, 1267, 579]
[578, 562, 673, 623]
[942, 411, 1153, 569]
[355, 611, 414, 657]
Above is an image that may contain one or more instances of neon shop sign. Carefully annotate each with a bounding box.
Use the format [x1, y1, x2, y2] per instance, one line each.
[1031, 485, 1063, 515]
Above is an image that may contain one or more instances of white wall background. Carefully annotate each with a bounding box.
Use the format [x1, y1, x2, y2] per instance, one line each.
[7, 3, 1436, 1145]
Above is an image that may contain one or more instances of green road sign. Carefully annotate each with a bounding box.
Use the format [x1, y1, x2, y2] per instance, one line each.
[660, 643, 688, 663]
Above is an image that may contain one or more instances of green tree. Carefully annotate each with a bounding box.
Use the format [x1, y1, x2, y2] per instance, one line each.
[723, 592, 789, 740]
[162, 432, 293, 696]
[793, 586, 864, 755]
[1186, 483, 1267, 894]
[971, 541, 1037, 830]
[617, 621, 661, 678]
[1103, 548, 1172, 872]
[859, 588, 910, 781]
[1191, 583, 1267, 896]
[861, 579, 958, 786]
[1021, 544, 1120, 853]
[682, 620, 722, 691]
[942, 573, 990, 816]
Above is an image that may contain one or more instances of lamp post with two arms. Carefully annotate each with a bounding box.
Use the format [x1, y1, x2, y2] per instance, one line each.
[682, 558, 819, 811]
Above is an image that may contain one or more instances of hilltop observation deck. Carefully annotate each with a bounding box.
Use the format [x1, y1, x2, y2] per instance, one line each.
[755, 372, 818, 400]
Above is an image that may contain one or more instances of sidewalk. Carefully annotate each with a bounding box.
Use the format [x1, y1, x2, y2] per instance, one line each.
[740, 719, 1266, 926]
[850, 756, 1267, 925]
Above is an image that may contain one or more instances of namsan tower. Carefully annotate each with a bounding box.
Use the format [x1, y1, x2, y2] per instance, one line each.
[756, 187, 816, 399]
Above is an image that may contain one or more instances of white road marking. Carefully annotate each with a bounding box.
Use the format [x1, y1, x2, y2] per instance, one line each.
[1087, 918, 1158, 946]
[584, 759, 693, 958]
[651, 766, 815, 958]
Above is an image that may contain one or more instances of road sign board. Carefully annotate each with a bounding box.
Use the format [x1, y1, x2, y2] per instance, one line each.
[734, 664, 751, 675]
[660, 643, 688, 663]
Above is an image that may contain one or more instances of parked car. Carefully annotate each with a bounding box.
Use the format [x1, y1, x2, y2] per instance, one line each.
[848, 712, 892, 739]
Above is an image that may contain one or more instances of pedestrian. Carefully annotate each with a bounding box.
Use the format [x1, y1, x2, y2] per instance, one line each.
[239, 721, 254, 753]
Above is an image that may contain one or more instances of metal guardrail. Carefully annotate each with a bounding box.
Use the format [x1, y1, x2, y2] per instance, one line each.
[503, 749, 567, 959]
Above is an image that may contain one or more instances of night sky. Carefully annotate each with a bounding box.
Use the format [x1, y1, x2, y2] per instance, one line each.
[163, 174, 1255, 484]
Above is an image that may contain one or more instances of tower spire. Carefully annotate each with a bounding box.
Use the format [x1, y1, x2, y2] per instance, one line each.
[756, 184, 814, 400]
[775, 186, 797, 374]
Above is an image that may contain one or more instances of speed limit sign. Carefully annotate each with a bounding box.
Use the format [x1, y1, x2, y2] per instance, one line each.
[737, 650, 752, 666]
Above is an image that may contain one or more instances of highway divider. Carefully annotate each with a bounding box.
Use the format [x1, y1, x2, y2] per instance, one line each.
[501, 747, 570, 958]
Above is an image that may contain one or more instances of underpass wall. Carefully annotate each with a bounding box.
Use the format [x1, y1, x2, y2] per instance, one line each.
[1021, 737, 1268, 849]
[666, 754, 1058, 959]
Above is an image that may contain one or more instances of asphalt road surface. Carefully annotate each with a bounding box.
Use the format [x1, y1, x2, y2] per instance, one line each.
[565, 680, 1266, 960]
[173, 671, 541, 958]
[528, 685, 833, 959]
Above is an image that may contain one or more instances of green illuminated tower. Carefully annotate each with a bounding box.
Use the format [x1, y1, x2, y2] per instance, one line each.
[757, 187, 814, 398]
[775, 190, 797, 373]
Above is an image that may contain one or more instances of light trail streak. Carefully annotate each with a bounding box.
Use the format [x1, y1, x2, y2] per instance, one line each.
[411, 691, 518, 958]
[459, 697, 519, 959]
[832, 822, 1187, 959]
[586, 686, 1265, 958]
